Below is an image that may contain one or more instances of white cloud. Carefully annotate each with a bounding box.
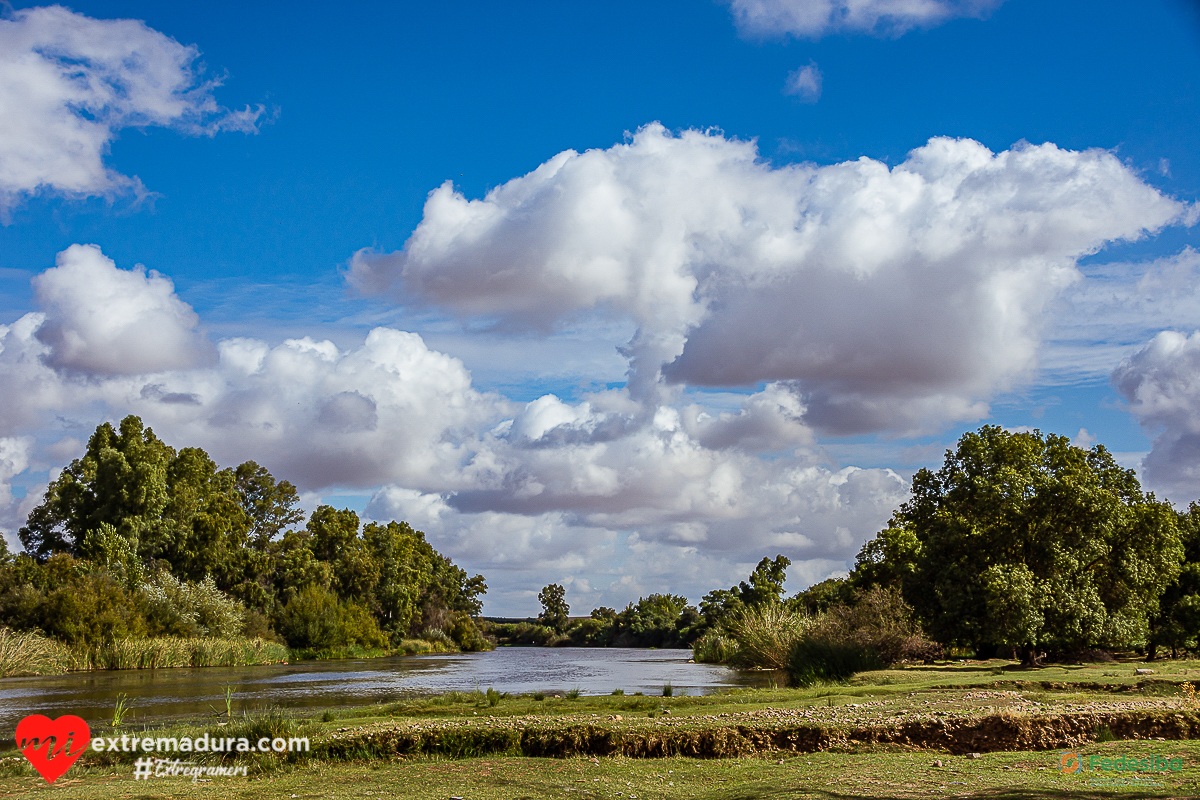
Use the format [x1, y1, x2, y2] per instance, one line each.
[1044, 247, 1200, 382]
[1112, 331, 1200, 502]
[0, 246, 911, 610]
[724, 0, 1004, 39]
[33, 244, 215, 375]
[0, 5, 263, 217]
[783, 63, 822, 102]
[352, 124, 1187, 436]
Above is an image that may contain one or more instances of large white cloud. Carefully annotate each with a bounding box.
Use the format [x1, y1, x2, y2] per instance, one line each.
[0, 5, 262, 217]
[723, 0, 1003, 39]
[0, 244, 910, 612]
[352, 124, 1187, 435]
[33, 244, 215, 375]
[1113, 331, 1200, 502]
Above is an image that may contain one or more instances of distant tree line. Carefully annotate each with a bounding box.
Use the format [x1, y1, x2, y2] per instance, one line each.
[1, 415, 489, 656]
[506, 426, 1200, 685]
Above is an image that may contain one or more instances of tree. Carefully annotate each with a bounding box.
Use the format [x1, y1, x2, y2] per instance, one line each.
[20, 416, 172, 560]
[538, 583, 569, 633]
[854, 426, 1183, 661]
[234, 461, 303, 549]
[1148, 503, 1200, 658]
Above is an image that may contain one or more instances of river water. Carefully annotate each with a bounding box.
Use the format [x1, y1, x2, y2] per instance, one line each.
[0, 647, 767, 731]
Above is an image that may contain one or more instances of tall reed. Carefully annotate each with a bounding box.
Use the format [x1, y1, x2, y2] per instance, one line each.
[76, 636, 289, 670]
[0, 627, 79, 677]
[728, 604, 811, 671]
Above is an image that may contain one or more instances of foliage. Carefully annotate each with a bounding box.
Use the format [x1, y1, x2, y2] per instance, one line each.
[4, 414, 491, 661]
[139, 570, 245, 638]
[787, 637, 882, 687]
[809, 585, 941, 665]
[1149, 502, 1200, 658]
[275, 584, 387, 651]
[726, 603, 810, 670]
[699, 556, 792, 638]
[537, 583, 570, 633]
[851, 426, 1184, 659]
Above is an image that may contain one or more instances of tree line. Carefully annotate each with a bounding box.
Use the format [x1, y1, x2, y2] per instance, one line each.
[521, 426, 1200, 678]
[1, 416, 489, 655]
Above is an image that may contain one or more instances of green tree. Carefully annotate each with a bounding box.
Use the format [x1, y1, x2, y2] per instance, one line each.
[233, 461, 303, 549]
[20, 416, 172, 560]
[538, 583, 569, 633]
[1148, 502, 1200, 658]
[857, 426, 1183, 661]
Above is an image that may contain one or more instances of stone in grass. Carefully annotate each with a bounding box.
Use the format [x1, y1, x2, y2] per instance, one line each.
[1136, 668, 1155, 675]
[933, 760, 944, 767]
[967, 753, 982, 759]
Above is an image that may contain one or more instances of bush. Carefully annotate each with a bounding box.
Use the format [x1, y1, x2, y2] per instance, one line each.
[275, 585, 387, 651]
[140, 572, 245, 638]
[728, 604, 810, 670]
[443, 611, 492, 652]
[787, 637, 882, 686]
[692, 631, 740, 664]
[810, 585, 939, 665]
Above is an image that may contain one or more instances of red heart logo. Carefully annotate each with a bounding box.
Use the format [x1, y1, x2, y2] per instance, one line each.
[16, 714, 90, 784]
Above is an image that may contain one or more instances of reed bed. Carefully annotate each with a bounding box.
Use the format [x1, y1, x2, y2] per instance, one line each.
[0, 627, 79, 676]
[0, 630, 290, 675]
[728, 604, 811, 671]
[77, 636, 290, 670]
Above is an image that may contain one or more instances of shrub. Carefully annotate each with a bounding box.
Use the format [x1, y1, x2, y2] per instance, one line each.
[692, 631, 740, 664]
[276, 585, 387, 651]
[728, 604, 810, 670]
[810, 585, 939, 665]
[787, 637, 882, 686]
[140, 572, 245, 638]
[276, 585, 341, 649]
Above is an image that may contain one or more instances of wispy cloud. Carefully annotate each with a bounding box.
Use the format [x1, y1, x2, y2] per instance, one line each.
[783, 62, 823, 102]
[0, 5, 266, 219]
[723, 0, 1004, 40]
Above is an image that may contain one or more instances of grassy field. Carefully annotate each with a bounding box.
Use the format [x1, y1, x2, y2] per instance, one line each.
[7, 656, 1200, 798]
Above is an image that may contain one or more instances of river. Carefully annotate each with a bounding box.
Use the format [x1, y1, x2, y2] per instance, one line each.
[0, 647, 768, 731]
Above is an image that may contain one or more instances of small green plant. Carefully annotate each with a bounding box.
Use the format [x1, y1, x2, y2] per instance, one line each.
[662, 684, 674, 697]
[111, 693, 133, 727]
[532, 691, 545, 701]
[321, 710, 336, 723]
[486, 687, 501, 707]
[633, 691, 644, 696]
[566, 688, 581, 700]
[1095, 725, 1116, 743]
[611, 688, 625, 696]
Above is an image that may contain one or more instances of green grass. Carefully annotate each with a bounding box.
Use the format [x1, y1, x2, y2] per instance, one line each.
[8, 746, 1200, 799]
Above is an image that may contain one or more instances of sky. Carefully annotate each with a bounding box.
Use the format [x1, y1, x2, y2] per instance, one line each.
[1, 0, 1199, 616]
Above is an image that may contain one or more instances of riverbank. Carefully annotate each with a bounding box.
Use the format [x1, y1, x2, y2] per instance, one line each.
[5, 658, 1200, 797]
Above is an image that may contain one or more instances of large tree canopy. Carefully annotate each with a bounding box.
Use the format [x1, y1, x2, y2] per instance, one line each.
[11, 415, 489, 651]
[853, 426, 1182, 658]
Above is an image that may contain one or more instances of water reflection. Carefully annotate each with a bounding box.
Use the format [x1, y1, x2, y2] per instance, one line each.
[0, 648, 767, 730]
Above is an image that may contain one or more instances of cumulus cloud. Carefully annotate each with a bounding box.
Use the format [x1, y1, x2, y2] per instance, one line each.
[0, 4, 263, 217]
[1113, 331, 1200, 501]
[783, 62, 822, 102]
[724, 0, 1004, 39]
[33, 244, 215, 375]
[0, 244, 911, 610]
[352, 124, 1187, 435]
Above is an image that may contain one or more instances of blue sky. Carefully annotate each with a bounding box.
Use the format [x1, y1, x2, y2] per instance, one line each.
[1, 1, 1198, 614]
